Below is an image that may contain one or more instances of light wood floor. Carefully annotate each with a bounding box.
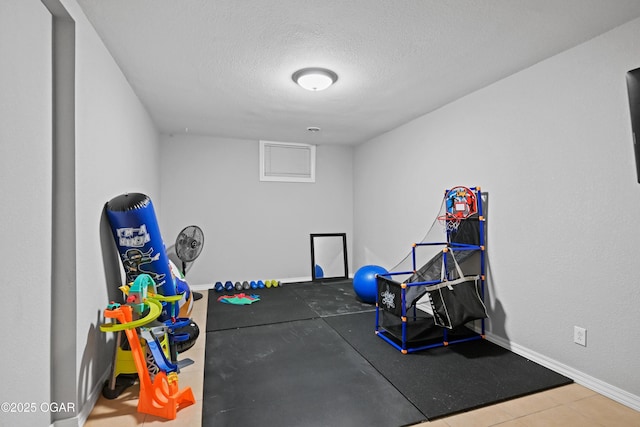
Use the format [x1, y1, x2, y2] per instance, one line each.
[85, 290, 640, 427]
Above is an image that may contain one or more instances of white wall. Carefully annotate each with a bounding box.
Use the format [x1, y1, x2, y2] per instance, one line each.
[159, 134, 354, 285]
[1, 1, 161, 426]
[4, 1, 639, 423]
[354, 17, 640, 408]
[72, 0, 161, 421]
[0, 2, 52, 426]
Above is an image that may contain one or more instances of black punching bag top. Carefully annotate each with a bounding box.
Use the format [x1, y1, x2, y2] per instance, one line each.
[105, 193, 150, 212]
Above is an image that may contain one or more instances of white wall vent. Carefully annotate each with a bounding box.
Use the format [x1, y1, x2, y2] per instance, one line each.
[259, 140, 316, 183]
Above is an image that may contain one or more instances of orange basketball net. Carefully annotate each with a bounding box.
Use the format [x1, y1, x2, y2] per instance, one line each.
[437, 212, 461, 231]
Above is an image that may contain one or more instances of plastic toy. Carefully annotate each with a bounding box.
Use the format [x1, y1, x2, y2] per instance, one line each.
[105, 193, 177, 298]
[103, 193, 201, 399]
[437, 185, 478, 231]
[100, 274, 195, 420]
[375, 186, 487, 354]
[217, 293, 261, 305]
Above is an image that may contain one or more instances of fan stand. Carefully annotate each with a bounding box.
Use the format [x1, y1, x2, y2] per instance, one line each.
[182, 261, 203, 301]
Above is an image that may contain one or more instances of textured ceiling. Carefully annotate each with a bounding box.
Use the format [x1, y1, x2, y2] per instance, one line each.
[76, 0, 640, 145]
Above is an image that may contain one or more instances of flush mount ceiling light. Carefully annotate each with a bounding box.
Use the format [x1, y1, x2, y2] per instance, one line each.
[292, 67, 338, 91]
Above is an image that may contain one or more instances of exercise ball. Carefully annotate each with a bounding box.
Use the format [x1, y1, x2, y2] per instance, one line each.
[353, 265, 388, 304]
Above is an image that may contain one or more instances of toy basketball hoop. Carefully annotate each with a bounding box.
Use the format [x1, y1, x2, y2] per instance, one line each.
[437, 186, 478, 231]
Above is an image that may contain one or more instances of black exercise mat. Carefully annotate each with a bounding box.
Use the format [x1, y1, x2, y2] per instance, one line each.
[206, 285, 318, 331]
[324, 311, 573, 419]
[202, 318, 426, 427]
[290, 279, 376, 317]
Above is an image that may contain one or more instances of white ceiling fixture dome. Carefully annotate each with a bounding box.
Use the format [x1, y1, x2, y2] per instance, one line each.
[292, 68, 338, 91]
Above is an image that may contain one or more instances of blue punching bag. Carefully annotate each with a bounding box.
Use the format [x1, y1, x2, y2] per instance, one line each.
[105, 193, 177, 297]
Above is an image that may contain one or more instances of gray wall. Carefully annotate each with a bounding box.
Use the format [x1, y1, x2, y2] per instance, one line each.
[1, 2, 52, 426]
[353, 17, 640, 409]
[159, 134, 354, 285]
[1, 1, 161, 426]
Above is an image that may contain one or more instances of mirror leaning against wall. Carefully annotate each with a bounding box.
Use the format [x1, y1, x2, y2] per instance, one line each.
[310, 233, 349, 281]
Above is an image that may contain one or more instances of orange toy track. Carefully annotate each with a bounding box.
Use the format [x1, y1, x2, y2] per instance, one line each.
[101, 301, 195, 420]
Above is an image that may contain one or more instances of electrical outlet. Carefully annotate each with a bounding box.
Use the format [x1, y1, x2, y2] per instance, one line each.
[574, 326, 587, 346]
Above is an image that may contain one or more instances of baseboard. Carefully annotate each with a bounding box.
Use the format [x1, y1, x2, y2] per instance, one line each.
[482, 330, 640, 412]
[80, 368, 111, 426]
[50, 368, 109, 427]
[190, 276, 316, 291]
[51, 417, 79, 427]
[280, 276, 313, 283]
[191, 283, 215, 291]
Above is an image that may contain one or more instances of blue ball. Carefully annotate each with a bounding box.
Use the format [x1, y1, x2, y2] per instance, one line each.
[353, 265, 388, 304]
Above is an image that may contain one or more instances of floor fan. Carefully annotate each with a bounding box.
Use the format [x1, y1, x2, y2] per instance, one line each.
[175, 225, 204, 300]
